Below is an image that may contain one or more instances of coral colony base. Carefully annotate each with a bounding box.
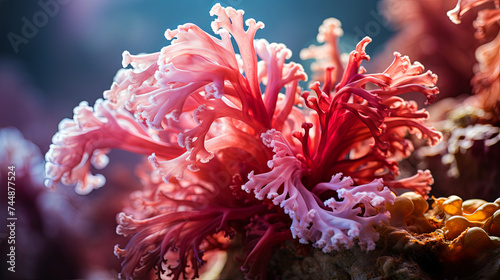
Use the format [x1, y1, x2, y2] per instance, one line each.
[43, 2, 500, 280]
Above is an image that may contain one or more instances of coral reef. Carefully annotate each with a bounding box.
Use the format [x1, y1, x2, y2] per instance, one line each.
[40, 2, 500, 280]
[44, 3, 442, 280]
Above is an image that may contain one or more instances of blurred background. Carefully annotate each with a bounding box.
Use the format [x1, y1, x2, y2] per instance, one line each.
[1, 0, 475, 279]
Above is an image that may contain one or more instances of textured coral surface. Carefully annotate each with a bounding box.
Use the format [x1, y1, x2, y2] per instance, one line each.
[3, 1, 500, 279]
[42, 3, 444, 279]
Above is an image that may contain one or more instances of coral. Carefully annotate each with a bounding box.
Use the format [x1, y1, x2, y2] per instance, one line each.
[387, 192, 500, 241]
[44, 3, 443, 280]
[44, 99, 183, 195]
[447, 0, 500, 113]
[271, 195, 500, 280]
[432, 195, 500, 237]
[300, 18, 345, 84]
[380, 192, 500, 278]
[243, 130, 395, 252]
[414, 0, 500, 200]
[375, 0, 479, 100]
[385, 192, 435, 233]
[0, 128, 124, 280]
[298, 37, 441, 192]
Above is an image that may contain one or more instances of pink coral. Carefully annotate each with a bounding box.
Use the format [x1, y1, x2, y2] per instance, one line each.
[45, 4, 442, 279]
[299, 37, 441, 192]
[44, 99, 183, 194]
[114, 178, 267, 280]
[376, 0, 479, 100]
[448, 0, 500, 109]
[447, 0, 498, 25]
[300, 18, 345, 84]
[243, 129, 394, 251]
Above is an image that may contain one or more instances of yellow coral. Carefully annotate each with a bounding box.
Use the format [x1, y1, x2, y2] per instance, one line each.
[386, 192, 434, 233]
[444, 216, 469, 240]
[433, 195, 500, 241]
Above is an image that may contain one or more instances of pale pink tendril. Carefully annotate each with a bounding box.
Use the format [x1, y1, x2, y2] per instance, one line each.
[243, 130, 394, 251]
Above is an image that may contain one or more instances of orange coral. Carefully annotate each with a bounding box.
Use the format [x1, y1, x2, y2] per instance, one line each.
[432, 195, 500, 239]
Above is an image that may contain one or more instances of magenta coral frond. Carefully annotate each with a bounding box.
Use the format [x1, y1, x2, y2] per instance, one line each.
[298, 38, 442, 189]
[243, 130, 395, 252]
[44, 99, 183, 194]
[115, 177, 268, 280]
[45, 3, 445, 279]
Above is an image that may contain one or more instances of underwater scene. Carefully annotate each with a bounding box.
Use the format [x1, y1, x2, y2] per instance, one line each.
[1, 0, 500, 279]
